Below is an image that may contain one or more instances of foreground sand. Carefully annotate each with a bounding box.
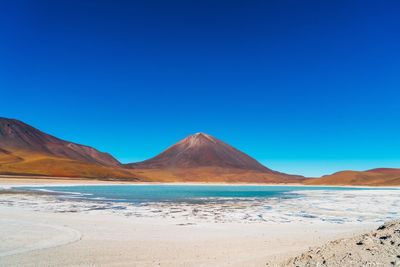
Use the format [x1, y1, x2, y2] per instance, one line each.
[1, 204, 377, 267]
[283, 220, 400, 267]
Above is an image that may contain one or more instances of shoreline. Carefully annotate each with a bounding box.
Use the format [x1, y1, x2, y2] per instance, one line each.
[1, 175, 399, 189]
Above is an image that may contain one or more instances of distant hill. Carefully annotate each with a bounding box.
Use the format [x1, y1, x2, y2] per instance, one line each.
[125, 133, 304, 183]
[0, 118, 137, 179]
[0, 118, 119, 166]
[304, 168, 400, 186]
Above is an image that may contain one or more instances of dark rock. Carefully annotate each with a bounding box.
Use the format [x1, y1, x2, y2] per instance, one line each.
[377, 225, 386, 230]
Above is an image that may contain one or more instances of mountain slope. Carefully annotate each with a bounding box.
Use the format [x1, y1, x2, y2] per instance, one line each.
[304, 168, 400, 186]
[0, 118, 119, 166]
[0, 118, 141, 180]
[0, 152, 138, 179]
[126, 133, 304, 183]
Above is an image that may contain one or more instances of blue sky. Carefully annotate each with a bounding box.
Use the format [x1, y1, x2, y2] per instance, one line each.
[1, 0, 400, 177]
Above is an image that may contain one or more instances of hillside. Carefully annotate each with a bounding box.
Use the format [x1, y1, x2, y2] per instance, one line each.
[304, 168, 400, 186]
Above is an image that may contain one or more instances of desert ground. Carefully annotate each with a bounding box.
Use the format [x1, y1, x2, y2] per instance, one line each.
[0, 177, 398, 267]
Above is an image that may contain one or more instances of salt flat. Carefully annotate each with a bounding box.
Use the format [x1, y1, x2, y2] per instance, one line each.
[0, 204, 374, 267]
[2, 183, 398, 266]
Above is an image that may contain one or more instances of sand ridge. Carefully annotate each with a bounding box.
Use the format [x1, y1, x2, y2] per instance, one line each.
[0, 219, 81, 258]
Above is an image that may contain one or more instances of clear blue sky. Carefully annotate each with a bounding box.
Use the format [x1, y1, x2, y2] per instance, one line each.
[1, 0, 399, 177]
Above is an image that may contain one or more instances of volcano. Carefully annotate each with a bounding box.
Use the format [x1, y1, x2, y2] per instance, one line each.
[127, 133, 273, 172]
[126, 133, 303, 183]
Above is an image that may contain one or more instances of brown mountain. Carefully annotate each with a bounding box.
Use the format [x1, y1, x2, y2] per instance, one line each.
[0, 118, 138, 179]
[126, 133, 304, 183]
[304, 168, 400, 186]
[0, 118, 119, 166]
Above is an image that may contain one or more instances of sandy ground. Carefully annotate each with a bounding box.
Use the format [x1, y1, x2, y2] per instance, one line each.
[283, 220, 400, 267]
[0, 175, 305, 186]
[0, 176, 135, 185]
[0, 205, 376, 267]
[1, 175, 398, 188]
[0, 177, 396, 267]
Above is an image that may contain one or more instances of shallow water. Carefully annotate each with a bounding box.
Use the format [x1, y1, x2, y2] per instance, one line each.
[19, 185, 388, 204]
[9, 185, 400, 224]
